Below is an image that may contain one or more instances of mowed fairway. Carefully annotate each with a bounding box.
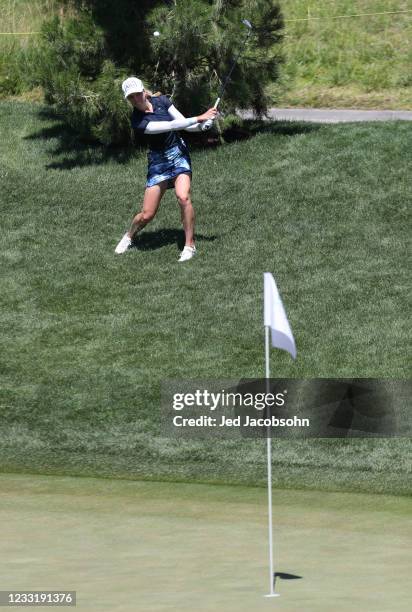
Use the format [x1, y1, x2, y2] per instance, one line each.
[1, 473, 411, 612]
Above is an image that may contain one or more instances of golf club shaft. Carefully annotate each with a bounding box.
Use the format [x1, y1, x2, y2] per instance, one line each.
[201, 23, 252, 131]
[218, 25, 252, 98]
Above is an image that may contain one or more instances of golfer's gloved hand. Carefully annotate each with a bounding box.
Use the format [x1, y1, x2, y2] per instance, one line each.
[200, 120, 215, 131]
[199, 107, 218, 131]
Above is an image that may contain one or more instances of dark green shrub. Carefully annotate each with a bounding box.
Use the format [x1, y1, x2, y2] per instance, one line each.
[91, 62, 132, 145]
[39, 13, 105, 79]
[147, 0, 284, 117]
[37, 1, 283, 145]
[34, 13, 130, 143]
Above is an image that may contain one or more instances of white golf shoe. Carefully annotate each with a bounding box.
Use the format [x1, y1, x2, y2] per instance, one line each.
[178, 245, 196, 262]
[115, 232, 132, 254]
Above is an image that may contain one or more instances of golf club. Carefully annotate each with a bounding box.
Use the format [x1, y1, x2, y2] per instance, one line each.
[201, 19, 253, 131]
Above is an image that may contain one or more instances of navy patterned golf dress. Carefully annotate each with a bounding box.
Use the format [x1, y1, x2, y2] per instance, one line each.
[131, 95, 192, 189]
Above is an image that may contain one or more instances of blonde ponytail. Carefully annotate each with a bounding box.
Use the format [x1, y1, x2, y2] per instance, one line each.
[145, 89, 161, 97]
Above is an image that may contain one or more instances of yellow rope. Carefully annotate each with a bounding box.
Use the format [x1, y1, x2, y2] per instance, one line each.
[0, 9, 411, 35]
[0, 32, 40, 35]
[285, 9, 412, 22]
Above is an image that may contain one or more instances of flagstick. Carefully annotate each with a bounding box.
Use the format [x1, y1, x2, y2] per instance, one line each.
[263, 272, 296, 598]
[264, 325, 280, 598]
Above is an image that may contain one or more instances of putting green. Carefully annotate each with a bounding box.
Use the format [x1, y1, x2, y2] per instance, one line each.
[1, 474, 410, 611]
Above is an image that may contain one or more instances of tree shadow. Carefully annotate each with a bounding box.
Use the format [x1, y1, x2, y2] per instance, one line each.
[24, 107, 321, 169]
[176, 119, 320, 150]
[24, 108, 138, 170]
[227, 118, 320, 141]
[44, 146, 136, 170]
[131, 228, 217, 252]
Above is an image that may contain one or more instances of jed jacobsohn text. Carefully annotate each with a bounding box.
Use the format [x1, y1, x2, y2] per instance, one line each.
[172, 390, 287, 411]
[173, 414, 309, 428]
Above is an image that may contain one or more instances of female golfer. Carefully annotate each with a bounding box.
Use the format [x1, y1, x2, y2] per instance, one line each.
[115, 77, 217, 262]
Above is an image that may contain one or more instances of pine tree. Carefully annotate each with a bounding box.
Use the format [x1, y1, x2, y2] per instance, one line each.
[146, 0, 284, 117]
[39, 0, 283, 144]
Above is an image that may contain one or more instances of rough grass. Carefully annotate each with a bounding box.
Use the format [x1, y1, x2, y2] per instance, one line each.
[276, 84, 412, 110]
[0, 0, 57, 35]
[0, 0, 411, 108]
[0, 101, 411, 494]
[272, 0, 412, 108]
[0, 1, 61, 96]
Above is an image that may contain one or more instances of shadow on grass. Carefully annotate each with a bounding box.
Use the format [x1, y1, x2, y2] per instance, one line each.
[230, 119, 320, 140]
[274, 572, 303, 590]
[131, 228, 217, 252]
[24, 107, 321, 170]
[24, 108, 138, 170]
[184, 119, 320, 148]
[275, 572, 302, 580]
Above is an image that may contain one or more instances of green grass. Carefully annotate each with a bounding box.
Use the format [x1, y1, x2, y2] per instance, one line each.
[0, 0, 411, 108]
[0, 101, 411, 494]
[0, 0, 56, 97]
[1, 474, 411, 611]
[0, 0, 72, 98]
[273, 0, 412, 108]
[0, 0, 57, 36]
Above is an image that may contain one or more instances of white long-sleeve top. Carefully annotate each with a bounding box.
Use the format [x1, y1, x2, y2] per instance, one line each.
[131, 95, 207, 151]
[143, 104, 203, 134]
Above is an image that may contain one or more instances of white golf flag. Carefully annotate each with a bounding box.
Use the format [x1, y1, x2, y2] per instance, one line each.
[264, 273, 296, 359]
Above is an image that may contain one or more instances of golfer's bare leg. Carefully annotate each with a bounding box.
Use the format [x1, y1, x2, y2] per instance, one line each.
[128, 182, 167, 239]
[174, 173, 195, 247]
